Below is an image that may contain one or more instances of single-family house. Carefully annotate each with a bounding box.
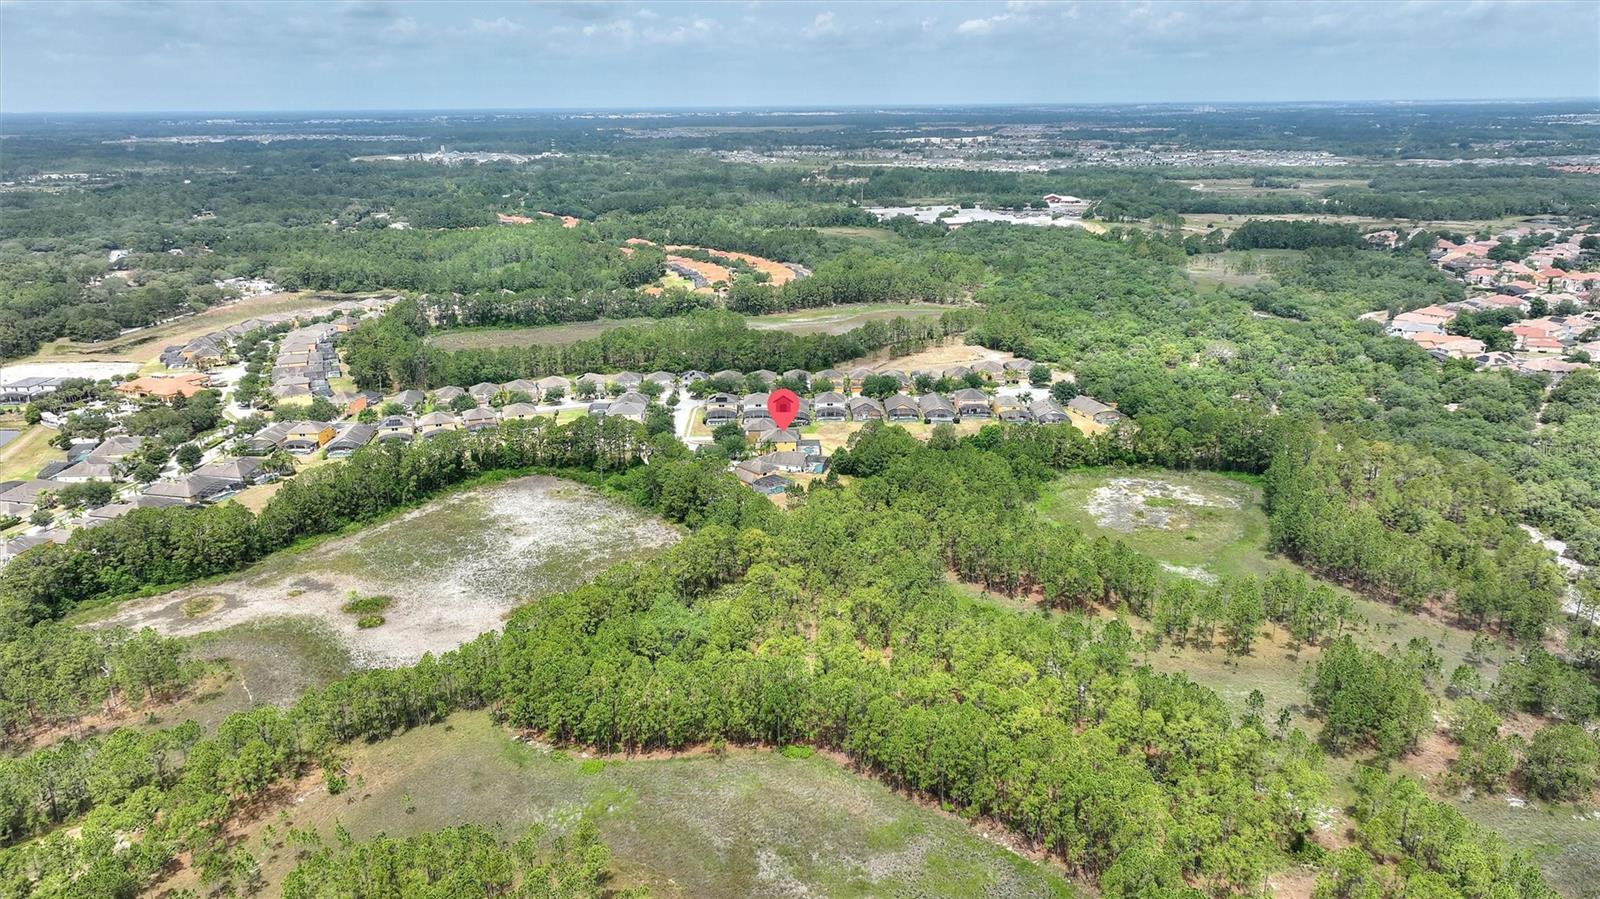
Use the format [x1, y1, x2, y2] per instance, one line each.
[813, 391, 849, 422]
[762, 429, 801, 452]
[739, 393, 770, 423]
[645, 371, 677, 390]
[86, 435, 145, 463]
[732, 458, 778, 485]
[191, 456, 268, 486]
[1029, 399, 1068, 424]
[243, 421, 294, 455]
[433, 385, 466, 404]
[813, 369, 846, 388]
[145, 475, 232, 504]
[283, 421, 337, 454]
[951, 388, 992, 418]
[605, 400, 649, 423]
[919, 393, 956, 423]
[847, 396, 884, 421]
[681, 370, 710, 385]
[884, 395, 921, 422]
[754, 450, 824, 474]
[535, 376, 572, 397]
[704, 393, 739, 427]
[994, 397, 1033, 423]
[1067, 395, 1124, 430]
[54, 459, 119, 483]
[417, 411, 457, 438]
[325, 423, 377, 456]
[458, 407, 499, 431]
[391, 389, 427, 409]
[750, 474, 792, 495]
[781, 369, 809, 387]
[377, 414, 416, 438]
[115, 373, 211, 403]
[712, 370, 744, 384]
[501, 402, 539, 421]
[502, 378, 540, 399]
[0, 479, 55, 517]
[468, 382, 500, 403]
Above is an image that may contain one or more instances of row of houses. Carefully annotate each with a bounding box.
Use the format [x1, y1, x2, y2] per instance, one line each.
[158, 296, 393, 370]
[0, 442, 281, 561]
[271, 323, 344, 400]
[396, 357, 1048, 408]
[242, 419, 377, 455]
[704, 390, 1115, 429]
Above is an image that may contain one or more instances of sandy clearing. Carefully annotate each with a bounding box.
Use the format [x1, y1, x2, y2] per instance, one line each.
[1, 361, 141, 381]
[666, 245, 799, 285]
[92, 476, 679, 667]
[1086, 477, 1242, 533]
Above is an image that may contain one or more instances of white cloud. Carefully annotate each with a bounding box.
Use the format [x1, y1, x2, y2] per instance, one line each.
[956, 14, 1011, 35]
[804, 11, 841, 39]
[467, 17, 525, 35]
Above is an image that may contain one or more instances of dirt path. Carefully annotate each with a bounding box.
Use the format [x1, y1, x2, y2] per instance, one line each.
[91, 476, 679, 667]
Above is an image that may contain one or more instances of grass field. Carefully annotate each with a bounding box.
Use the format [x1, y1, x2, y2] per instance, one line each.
[746, 302, 964, 336]
[0, 425, 63, 481]
[154, 711, 1080, 899]
[428, 317, 655, 350]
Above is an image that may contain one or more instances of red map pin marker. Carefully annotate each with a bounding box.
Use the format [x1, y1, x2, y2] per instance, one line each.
[767, 388, 800, 430]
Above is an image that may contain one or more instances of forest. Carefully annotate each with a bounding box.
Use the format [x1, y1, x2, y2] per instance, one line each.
[4, 422, 1588, 898]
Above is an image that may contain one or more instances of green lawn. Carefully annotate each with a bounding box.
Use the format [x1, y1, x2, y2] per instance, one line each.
[159, 711, 1081, 899]
[0, 425, 64, 481]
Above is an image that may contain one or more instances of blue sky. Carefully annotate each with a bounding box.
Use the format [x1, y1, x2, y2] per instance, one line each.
[2, 0, 1596, 113]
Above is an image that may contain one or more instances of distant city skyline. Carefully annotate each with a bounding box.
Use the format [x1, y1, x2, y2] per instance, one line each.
[3, 0, 1597, 114]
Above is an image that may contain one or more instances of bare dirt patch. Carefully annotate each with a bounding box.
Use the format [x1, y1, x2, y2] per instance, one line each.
[91, 476, 679, 668]
[1086, 477, 1242, 533]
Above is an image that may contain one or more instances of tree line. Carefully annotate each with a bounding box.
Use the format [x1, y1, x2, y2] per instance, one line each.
[0, 417, 659, 625]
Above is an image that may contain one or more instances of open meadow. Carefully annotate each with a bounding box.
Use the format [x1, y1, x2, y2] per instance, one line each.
[151, 711, 1080, 899]
[745, 302, 963, 336]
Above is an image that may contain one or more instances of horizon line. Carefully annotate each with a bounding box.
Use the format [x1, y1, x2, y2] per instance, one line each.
[3, 97, 1597, 118]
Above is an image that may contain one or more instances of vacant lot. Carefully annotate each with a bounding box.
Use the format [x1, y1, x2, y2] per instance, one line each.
[428, 317, 655, 350]
[92, 476, 679, 668]
[1038, 468, 1275, 583]
[155, 711, 1079, 899]
[747, 302, 962, 336]
[16, 292, 316, 366]
[428, 304, 964, 350]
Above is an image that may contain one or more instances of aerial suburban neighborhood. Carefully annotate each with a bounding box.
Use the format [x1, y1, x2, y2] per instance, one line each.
[3, 3, 1600, 898]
